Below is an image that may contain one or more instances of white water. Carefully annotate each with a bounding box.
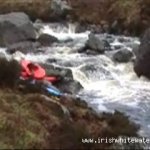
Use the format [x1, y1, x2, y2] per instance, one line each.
[1, 23, 150, 137]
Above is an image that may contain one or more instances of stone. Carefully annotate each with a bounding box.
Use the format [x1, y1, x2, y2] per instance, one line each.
[37, 34, 59, 46]
[113, 49, 133, 63]
[0, 12, 36, 47]
[40, 63, 83, 94]
[7, 41, 41, 54]
[134, 28, 150, 78]
[84, 33, 111, 54]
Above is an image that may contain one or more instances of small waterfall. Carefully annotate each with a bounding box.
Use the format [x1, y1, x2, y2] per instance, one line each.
[40, 23, 90, 41]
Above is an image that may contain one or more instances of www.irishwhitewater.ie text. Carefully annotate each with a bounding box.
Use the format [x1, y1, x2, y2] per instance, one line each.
[82, 137, 150, 144]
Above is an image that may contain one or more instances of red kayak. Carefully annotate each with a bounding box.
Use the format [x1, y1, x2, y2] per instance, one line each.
[21, 60, 46, 79]
[20, 60, 58, 83]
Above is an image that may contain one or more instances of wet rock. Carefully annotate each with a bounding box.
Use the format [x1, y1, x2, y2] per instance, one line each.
[7, 41, 41, 54]
[134, 28, 150, 78]
[80, 63, 113, 80]
[41, 63, 83, 94]
[113, 49, 133, 63]
[37, 34, 59, 46]
[55, 79, 82, 94]
[0, 12, 36, 47]
[43, 64, 73, 79]
[50, 0, 72, 21]
[85, 33, 107, 54]
[75, 23, 87, 33]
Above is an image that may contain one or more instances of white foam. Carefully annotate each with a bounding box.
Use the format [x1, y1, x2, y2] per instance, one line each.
[40, 25, 90, 41]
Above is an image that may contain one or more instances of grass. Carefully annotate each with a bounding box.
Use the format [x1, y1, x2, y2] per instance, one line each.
[0, 89, 140, 149]
[0, 58, 140, 149]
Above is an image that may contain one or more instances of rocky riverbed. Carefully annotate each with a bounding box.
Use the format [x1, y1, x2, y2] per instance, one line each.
[0, 1, 149, 149]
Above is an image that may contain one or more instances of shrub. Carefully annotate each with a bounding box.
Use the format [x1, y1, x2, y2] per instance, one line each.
[0, 58, 21, 88]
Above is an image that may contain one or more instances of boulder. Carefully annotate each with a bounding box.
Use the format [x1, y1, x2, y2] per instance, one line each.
[85, 33, 107, 54]
[37, 34, 59, 46]
[0, 12, 36, 47]
[50, 0, 72, 20]
[7, 41, 41, 54]
[40, 63, 83, 94]
[134, 28, 150, 78]
[113, 49, 133, 63]
[55, 79, 82, 94]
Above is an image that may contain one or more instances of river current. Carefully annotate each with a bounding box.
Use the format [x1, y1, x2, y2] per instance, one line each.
[1, 22, 150, 138]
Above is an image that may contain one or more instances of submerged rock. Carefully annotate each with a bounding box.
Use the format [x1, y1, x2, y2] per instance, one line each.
[37, 33, 59, 46]
[134, 28, 150, 78]
[113, 49, 133, 63]
[0, 12, 36, 47]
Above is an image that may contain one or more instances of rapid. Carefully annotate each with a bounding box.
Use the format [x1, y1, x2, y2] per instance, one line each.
[1, 22, 150, 138]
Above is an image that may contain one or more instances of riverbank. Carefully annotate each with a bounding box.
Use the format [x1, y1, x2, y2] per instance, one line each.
[0, 88, 140, 149]
[0, 58, 140, 149]
[0, 0, 149, 36]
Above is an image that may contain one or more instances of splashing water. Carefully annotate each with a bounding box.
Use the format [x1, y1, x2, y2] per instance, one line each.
[40, 23, 90, 41]
[1, 22, 150, 137]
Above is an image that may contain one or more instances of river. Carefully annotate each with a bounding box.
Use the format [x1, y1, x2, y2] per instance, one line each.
[1, 22, 150, 138]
